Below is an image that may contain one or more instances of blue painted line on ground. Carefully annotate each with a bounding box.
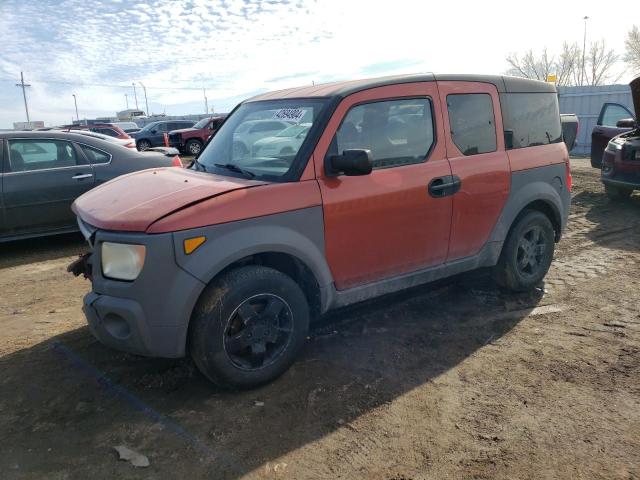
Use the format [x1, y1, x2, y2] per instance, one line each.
[51, 340, 240, 474]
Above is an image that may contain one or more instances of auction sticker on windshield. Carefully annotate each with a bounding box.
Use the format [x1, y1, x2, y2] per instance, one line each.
[273, 108, 307, 123]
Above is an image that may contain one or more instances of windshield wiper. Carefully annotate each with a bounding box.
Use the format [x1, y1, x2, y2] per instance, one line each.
[190, 158, 208, 172]
[214, 163, 255, 178]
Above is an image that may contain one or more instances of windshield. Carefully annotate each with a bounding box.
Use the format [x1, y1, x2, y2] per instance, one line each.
[276, 124, 310, 137]
[196, 99, 328, 181]
[139, 122, 158, 132]
[193, 118, 210, 129]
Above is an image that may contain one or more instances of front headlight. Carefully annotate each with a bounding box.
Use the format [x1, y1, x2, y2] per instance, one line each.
[101, 242, 146, 281]
[606, 140, 623, 153]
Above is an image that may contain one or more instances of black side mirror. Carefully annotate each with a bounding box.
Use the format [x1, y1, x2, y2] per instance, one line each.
[327, 149, 373, 176]
[616, 118, 636, 128]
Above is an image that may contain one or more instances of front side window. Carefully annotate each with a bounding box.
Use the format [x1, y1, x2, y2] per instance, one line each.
[197, 99, 328, 181]
[8, 139, 84, 172]
[600, 103, 634, 127]
[447, 94, 497, 155]
[501, 93, 562, 149]
[329, 98, 435, 169]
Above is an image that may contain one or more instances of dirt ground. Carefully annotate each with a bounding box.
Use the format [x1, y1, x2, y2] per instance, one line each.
[0, 157, 638, 480]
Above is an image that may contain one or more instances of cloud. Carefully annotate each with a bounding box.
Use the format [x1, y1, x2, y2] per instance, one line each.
[0, 0, 636, 127]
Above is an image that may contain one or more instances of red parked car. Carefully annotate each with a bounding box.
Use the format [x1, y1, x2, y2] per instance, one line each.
[71, 74, 571, 389]
[168, 116, 226, 155]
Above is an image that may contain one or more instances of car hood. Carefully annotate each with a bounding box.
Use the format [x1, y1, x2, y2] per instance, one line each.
[72, 167, 266, 232]
[631, 76, 640, 120]
[254, 137, 289, 147]
[170, 127, 200, 135]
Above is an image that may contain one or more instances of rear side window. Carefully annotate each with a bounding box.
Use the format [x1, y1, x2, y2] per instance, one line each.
[501, 93, 562, 149]
[7, 139, 85, 172]
[331, 98, 435, 169]
[446, 94, 497, 156]
[81, 145, 111, 165]
[94, 128, 118, 137]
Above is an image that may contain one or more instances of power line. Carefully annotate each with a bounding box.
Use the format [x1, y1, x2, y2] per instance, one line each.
[0, 76, 219, 91]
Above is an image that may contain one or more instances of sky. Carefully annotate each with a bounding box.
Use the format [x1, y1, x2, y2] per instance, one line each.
[0, 0, 637, 128]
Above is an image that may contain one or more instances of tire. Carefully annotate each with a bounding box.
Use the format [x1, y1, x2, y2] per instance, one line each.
[189, 266, 310, 390]
[185, 139, 203, 156]
[493, 210, 555, 292]
[604, 184, 633, 201]
[137, 139, 151, 151]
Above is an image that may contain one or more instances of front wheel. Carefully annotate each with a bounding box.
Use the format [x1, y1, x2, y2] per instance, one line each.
[493, 210, 555, 292]
[137, 139, 151, 151]
[190, 266, 310, 389]
[185, 139, 203, 156]
[604, 184, 633, 201]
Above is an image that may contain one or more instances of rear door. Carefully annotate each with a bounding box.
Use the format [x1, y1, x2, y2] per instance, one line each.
[591, 103, 635, 167]
[313, 82, 453, 289]
[1, 138, 95, 236]
[436, 81, 511, 261]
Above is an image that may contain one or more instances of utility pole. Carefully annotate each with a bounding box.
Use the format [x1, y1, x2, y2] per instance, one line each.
[125, 93, 129, 109]
[203, 86, 209, 115]
[15, 71, 31, 123]
[132, 82, 139, 109]
[72, 94, 79, 123]
[138, 81, 149, 116]
[581, 16, 589, 86]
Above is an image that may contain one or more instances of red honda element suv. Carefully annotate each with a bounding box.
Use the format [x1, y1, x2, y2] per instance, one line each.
[71, 74, 572, 389]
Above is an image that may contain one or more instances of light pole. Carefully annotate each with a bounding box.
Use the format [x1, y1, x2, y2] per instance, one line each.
[138, 81, 150, 116]
[72, 94, 79, 123]
[581, 16, 589, 86]
[203, 86, 208, 115]
[15, 71, 31, 123]
[125, 93, 129, 109]
[132, 82, 139, 109]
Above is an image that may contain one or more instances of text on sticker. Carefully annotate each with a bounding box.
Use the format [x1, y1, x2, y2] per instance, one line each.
[273, 108, 307, 123]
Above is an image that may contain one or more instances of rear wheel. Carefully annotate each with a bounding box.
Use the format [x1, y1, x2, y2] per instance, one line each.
[190, 266, 309, 389]
[137, 139, 151, 151]
[604, 184, 633, 201]
[185, 139, 203, 156]
[493, 210, 555, 292]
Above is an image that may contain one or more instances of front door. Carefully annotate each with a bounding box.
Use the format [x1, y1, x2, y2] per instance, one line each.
[591, 102, 635, 166]
[313, 82, 453, 290]
[1, 138, 95, 236]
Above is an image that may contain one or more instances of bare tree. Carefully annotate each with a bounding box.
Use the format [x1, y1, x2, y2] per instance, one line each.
[506, 49, 553, 81]
[624, 25, 640, 75]
[505, 39, 620, 86]
[584, 40, 619, 86]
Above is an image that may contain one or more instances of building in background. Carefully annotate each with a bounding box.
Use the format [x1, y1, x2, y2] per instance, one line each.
[13, 121, 44, 130]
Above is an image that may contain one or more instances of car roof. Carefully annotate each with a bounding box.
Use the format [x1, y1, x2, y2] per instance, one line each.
[245, 73, 557, 103]
[0, 130, 122, 146]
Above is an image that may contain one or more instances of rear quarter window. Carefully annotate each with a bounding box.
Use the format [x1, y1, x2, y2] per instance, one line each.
[500, 93, 562, 149]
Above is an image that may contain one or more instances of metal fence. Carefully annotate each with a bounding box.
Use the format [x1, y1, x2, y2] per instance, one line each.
[558, 84, 634, 156]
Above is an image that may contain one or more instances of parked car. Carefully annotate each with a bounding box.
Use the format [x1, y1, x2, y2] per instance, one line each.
[590, 100, 636, 168]
[65, 129, 137, 149]
[71, 74, 571, 389]
[231, 119, 293, 157]
[0, 131, 181, 242]
[112, 122, 141, 134]
[251, 123, 312, 157]
[168, 116, 226, 156]
[599, 76, 640, 200]
[131, 120, 196, 151]
[61, 123, 131, 140]
[560, 114, 578, 152]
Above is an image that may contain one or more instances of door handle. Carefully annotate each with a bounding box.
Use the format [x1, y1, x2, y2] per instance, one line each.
[428, 175, 461, 198]
[72, 173, 93, 180]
